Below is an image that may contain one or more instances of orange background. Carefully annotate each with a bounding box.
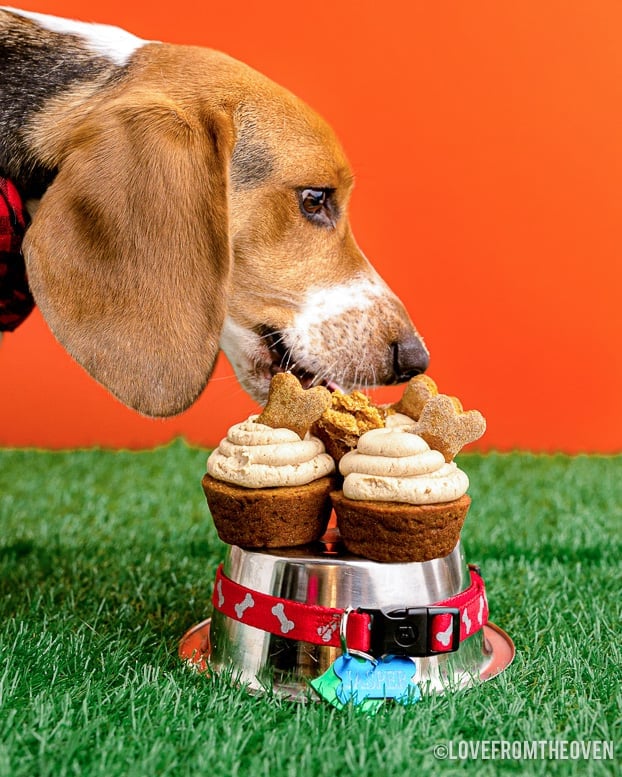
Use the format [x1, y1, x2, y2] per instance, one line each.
[1, 0, 621, 453]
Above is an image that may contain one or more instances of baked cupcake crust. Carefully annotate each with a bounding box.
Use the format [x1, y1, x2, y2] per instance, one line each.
[331, 491, 471, 563]
[311, 390, 386, 462]
[202, 474, 337, 548]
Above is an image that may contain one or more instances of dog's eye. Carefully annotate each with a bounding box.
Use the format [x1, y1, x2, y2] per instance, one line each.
[301, 188, 326, 214]
[298, 188, 335, 227]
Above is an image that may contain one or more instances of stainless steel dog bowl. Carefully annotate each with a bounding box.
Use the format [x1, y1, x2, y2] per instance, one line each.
[180, 533, 514, 700]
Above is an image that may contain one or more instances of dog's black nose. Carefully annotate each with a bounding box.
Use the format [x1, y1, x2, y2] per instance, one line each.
[392, 334, 430, 382]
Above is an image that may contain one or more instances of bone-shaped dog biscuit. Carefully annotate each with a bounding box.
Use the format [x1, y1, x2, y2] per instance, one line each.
[392, 374, 439, 421]
[256, 372, 332, 439]
[411, 394, 486, 462]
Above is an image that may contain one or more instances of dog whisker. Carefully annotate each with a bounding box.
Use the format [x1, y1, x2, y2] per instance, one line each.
[314, 354, 345, 387]
[207, 373, 241, 384]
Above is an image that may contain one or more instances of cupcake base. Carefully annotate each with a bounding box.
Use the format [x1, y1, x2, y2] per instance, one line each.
[331, 491, 471, 563]
[202, 474, 337, 549]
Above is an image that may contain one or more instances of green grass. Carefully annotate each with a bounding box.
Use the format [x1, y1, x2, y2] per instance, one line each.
[0, 442, 620, 776]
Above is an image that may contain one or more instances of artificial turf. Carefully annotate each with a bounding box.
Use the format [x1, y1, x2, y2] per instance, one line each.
[0, 442, 619, 776]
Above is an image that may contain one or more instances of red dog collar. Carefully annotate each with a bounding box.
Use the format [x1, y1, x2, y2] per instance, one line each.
[212, 563, 488, 658]
[0, 178, 34, 332]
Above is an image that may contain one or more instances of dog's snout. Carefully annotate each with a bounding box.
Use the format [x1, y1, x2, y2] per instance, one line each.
[392, 333, 430, 382]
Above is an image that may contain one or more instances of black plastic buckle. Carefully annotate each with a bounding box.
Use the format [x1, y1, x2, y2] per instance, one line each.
[359, 606, 461, 658]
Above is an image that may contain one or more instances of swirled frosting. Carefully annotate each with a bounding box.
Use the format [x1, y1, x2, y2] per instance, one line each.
[207, 415, 335, 488]
[340, 427, 469, 504]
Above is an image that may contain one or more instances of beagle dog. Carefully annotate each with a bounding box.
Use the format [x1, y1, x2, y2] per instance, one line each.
[0, 7, 429, 417]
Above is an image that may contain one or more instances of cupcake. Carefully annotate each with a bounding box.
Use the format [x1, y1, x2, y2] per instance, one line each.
[331, 377, 486, 563]
[202, 373, 337, 548]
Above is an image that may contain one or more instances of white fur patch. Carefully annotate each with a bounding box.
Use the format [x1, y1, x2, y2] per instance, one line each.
[294, 278, 388, 331]
[3, 7, 149, 66]
[219, 316, 258, 367]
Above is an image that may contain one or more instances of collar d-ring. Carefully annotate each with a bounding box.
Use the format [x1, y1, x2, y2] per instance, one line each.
[339, 606, 377, 663]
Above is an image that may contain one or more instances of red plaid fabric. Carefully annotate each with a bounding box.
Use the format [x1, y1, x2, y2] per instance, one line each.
[0, 178, 34, 331]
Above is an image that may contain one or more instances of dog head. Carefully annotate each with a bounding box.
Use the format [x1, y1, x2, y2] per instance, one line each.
[23, 43, 428, 415]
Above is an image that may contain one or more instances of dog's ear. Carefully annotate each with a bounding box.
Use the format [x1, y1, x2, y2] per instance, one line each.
[24, 90, 234, 417]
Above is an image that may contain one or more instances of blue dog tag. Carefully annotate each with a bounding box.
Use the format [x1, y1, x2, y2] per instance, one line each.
[310, 658, 383, 713]
[333, 654, 421, 706]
